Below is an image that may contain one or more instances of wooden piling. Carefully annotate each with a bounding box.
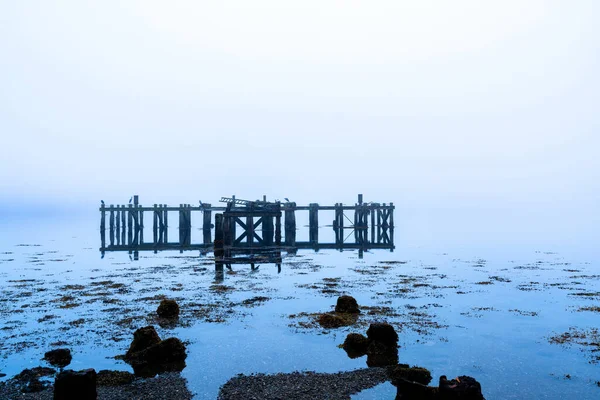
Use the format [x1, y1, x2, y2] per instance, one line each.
[203, 203, 212, 244]
[163, 205, 168, 244]
[121, 206, 126, 245]
[109, 206, 115, 246]
[284, 202, 296, 246]
[127, 204, 133, 246]
[309, 203, 319, 244]
[100, 203, 106, 248]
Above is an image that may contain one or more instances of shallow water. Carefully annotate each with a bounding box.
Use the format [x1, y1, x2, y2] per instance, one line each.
[0, 212, 599, 399]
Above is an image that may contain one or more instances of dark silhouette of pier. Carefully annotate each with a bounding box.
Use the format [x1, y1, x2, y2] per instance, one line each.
[99, 194, 394, 264]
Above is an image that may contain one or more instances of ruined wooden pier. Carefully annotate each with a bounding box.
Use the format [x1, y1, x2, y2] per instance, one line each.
[99, 194, 394, 259]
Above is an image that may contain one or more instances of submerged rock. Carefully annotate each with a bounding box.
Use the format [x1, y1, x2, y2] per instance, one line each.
[317, 313, 357, 329]
[342, 333, 369, 358]
[44, 348, 72, 368]
[438, 375, 484, 399]
[335, 295, 360, 314]
[157, 299, 180, 319]
[366, 322, 399, 345]
[395, 379, 438, 400]
[366, 340, 398, 367]
[53, 368, 96, 400]
[126, 326, 161, 358]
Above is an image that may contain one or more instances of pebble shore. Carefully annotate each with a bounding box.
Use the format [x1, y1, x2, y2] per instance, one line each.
[0, 372, 193, 400]
[218, 367, 390, 400]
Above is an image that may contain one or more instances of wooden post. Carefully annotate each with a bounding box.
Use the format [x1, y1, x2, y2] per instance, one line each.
[370, 204, 376, 244]
[115, 206, 121, 245]
[284, 202, 296, 246]
[153, 204, 158, 246]
[138, 205, 144, 244]
[163, 205, 168, 244]
[132, 204, 139, 246]
[109, 206, 115, 246]
[214, 213, 224, 257]
[275, 204, 282, 245]
[100, 203, 106, 249]
[203, 203, 212, 244]
[127, 204, 133, 246]
[133, 195, 139, 206]
[389, 202, 394, 228]
[309, 203, 318, 244]
[263, 214, 274, 245]
[246, 215, 254, 245]
[121, 206, 126, 245]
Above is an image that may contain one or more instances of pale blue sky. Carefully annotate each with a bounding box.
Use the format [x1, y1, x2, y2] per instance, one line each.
[1, 1, 598, 243]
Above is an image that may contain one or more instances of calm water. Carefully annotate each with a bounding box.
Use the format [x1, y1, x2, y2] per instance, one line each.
[0, 208, 598, 400]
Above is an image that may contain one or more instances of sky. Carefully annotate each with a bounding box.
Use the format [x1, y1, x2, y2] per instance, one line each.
[0, 1, 598, 244]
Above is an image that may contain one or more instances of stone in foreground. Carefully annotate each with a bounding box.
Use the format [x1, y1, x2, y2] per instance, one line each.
[53, 368, 97, 400]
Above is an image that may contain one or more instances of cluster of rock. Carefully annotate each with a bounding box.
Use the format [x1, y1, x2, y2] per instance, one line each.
[317, 295, 361, 328]
[392, 370, 484, 400]
[342, 322, 400, 367]
[123, 325, 187, 377]
[334, 295, 485, 399]
[3, 299, 187, 399]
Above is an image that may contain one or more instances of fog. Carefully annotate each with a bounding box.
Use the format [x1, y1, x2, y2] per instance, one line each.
[1, 1, 598, 246]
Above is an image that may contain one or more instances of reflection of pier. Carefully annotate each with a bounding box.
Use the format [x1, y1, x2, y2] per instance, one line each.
[99, 195, 394, 260]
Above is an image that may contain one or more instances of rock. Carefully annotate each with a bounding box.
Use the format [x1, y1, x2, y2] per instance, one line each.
[97, 370, 135, 386]
[128, 337, 187, 365]
[366, 340, 398, 367]
[124, 326, 187, 377]
[157, 299, 180, 319]
[317, 313, 357, 329]
[395, 379, 438, 400]
[126, 326, 161, 358]
[335, 295, 360, 314]
[44, 348, 72, 368]
[366, 322, 398, 345]
[13, 367, 55, 393]
[342, 333, 369, 358]
[53, 368, 97, 400]
[438, 375, 485, 399]
[0, 372, 6, 378]
[389, 364, 432, 386]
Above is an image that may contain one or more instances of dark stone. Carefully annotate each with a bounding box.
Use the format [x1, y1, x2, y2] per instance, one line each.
[53, 368, 97, 400]
[44, 348, 72, 368]
[389, 365, 432, 386]
[366, 322, 399, 345]
[128, 337, 187, 365]
[97, 370, 135, 386]
[366, 340, 398, 367]
[342, 333, 369, 358]
[335, 295, 360, 314]
[157, 299, 180, 319]
[124, 326, 187, 378]
[395, 378, 438, 400]
[126, 326, 161, 357]
[438, 375, 485, 399]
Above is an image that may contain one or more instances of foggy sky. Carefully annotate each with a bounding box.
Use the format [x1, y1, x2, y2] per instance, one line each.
[1, 1, 598, 245]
